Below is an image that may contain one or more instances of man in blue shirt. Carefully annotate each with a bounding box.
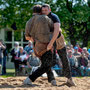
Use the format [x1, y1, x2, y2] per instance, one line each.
[42, 4, 75, 86]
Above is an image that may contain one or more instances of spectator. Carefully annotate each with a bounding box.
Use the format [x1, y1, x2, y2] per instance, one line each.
[14, 46, 29, 75]
[76, 43, 82, 53]
[66, 46, 71, 53]
[88, 48, 90, 53]
[11, 42, 20, 62]
[0, 39, 6, 75]
[11, 42, 20, 75]
[73, 46, 81, 58]
[70, 45, 74, 54]
[78, 53, 88, 76]
[24, 41, 33, 55]
[82, 47, 87, 53]
[2, 40, 8, 75]
[27, 51, 41, 74]
[82, 47, 90, 60]
[54, 51, 62, 76]
[27, 51, 41, 67]
[67, 50, 81, 76]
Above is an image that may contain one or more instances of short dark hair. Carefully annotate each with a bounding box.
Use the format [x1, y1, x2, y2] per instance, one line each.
[42, 4, 50, 9]
[33, 5, 42, 13]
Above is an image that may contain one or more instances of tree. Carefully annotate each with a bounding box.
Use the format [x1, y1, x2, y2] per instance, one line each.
[0, 0, 90, 47]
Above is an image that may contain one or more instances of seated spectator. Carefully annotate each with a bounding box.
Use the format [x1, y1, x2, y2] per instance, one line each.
[75, 43, 82, 53]
[27, 52, 41, 74]
[88, 48, 90, 60]
[82, 47, 90, 60]
[73, 46, 81, 58]
[24, 41, 33, 55]
[66, 46, 71, 53]
[67, 50, 81, 76]
[78, 53, 88, 76]
[27, 52, 41, 67]
[88, 48, 90, 53]
[70, 45, 74, 54]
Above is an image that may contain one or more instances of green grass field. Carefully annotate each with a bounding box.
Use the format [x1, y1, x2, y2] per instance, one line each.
[0, 69, 15, 78]
[0, 69, 90, 78]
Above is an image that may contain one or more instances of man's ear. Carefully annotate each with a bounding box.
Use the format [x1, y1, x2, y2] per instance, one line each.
[49, 9, 51, 12]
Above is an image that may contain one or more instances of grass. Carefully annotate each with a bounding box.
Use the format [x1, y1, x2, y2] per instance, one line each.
[0, 69, 15, 78]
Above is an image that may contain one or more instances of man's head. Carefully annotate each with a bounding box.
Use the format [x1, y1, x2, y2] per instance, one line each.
[68, 50, 72, 56]
[42, 4, 51, 15]
[33, 5, 42, 14]
[14, 42, 19, 48]
[19, 46, 24, 53]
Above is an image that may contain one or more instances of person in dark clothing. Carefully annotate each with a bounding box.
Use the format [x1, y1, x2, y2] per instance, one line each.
[2, 48, 8, 75]
[0, 39, 6, 75]
[11, 42, 20, 75]
[78, 53, 88, 76]
[42, 4, 75, 86]
[24, 5, 57, 86]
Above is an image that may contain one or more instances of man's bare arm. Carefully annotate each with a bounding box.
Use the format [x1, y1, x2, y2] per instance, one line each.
[47, 23, 60, 50]
[25, 36, 34, 42]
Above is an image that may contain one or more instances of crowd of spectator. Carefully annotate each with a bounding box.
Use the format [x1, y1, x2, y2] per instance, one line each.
[66, 44, 90, 76]
[0, 39, 90, 77]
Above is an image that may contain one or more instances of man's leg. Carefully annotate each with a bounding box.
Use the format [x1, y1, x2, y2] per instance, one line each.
[46, 68, 55, 82]
[2, 56, 6, 75]
[46, 50, 56, 83]
[57, 47, 75, 86]
[24, 51, 56, 85]
[57, 47, 71, 78]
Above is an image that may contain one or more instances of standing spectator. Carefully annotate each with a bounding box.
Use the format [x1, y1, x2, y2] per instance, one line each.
[24, 41, 33, 55]
[11, 42, 20, 75]
[0, 39, 6, 75]
[78, 53, 88, 76]
[2, 48, 8, 75]
[1, 40, 8, 75]
[76, 43, 82, 53]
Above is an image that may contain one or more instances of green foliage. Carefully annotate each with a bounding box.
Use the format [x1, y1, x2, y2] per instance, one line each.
[0, 0, 90, 47]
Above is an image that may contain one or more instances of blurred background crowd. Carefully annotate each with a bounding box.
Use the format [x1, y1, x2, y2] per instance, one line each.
[0, 39, 90, 77]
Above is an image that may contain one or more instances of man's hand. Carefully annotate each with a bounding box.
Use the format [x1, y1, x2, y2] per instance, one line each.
[25, 36, 34, 42]
[47, 42, 53, 51]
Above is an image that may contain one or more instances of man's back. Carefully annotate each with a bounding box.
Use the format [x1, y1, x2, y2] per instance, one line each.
[25, 15, 54, 43]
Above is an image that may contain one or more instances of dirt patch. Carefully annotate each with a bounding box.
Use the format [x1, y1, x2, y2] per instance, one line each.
[0, 77, 90, 90]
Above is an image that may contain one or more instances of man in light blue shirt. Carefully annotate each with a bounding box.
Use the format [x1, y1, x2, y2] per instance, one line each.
[24, 41, 33, 55]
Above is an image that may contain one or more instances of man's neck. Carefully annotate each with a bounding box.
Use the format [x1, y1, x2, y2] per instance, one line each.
[33, 13, 40, 15]
[47, 12, 51, 16]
